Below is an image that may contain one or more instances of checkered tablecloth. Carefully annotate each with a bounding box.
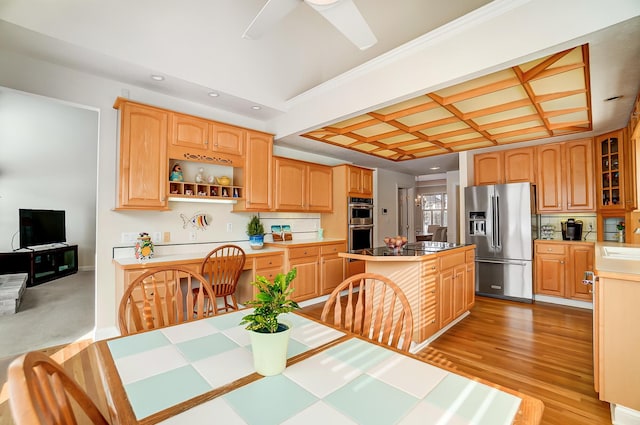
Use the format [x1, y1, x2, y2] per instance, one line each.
[107, 310, 345, 420]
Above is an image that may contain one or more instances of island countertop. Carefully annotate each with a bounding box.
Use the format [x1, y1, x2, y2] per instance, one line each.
[340, 242, 474, 262]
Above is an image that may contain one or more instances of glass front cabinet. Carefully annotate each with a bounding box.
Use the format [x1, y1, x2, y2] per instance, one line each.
[595, 130, 625, 210]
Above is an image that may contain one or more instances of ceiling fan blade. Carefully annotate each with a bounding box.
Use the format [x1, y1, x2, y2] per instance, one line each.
[242, 0, 300, 40]
[305, 0, 377, 50]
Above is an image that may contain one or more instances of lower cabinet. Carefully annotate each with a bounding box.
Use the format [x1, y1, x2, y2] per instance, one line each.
[320, 243, 346, 294]
[420, 258, 439, 341]
[534, 241, 594, 301]
[286, 246, 320, 302]
[438, 249, 468, 329]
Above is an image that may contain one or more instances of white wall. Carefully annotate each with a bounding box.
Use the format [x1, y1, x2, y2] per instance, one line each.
[374, 168, 416, 246]
[0, 89, 98, 268]
[446, 171, 460, 243]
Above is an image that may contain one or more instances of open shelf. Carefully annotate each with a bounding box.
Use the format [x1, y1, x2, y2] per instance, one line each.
[168, 181, 243, 202]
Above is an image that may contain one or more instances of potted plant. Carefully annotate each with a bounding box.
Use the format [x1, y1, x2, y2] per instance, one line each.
[240, 268, 299, 376]
[246, 215, 265, 250]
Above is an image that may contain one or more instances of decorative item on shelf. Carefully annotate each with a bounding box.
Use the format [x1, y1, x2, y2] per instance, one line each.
[221, 188, 229, 197]
[247, 215, 265, 249]
[134, 232, 154, 261]
[271, 225, 292, 241]
[169, 163, 184, 182]
[180, 212, 210, 230]
[185, 189, 194, 196]
[207, 174, 215, 184]
[195, 167, 205, 183]
[617, 222, 625, 243]
[240, 268, 299, 376]
[210, 187, 218, 197]
[384, 236, 407, 251]
[215, 176, 231, 186]
[233, 188, 239, 198]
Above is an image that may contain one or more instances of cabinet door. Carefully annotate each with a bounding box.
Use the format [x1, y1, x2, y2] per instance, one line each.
[274, 157, 306, 211]
[308, 164, 333, 212]
[504, 147, 535, 183]
[420, 259, 439, 340]
[452, 264, 466, 318]
[565, 139, 595, 211]
[244, 131, 273, 210]
[536, 144, 564, 212]
[465, 259, 475, 310]
[596, 130, 626, 210]
[348, 167, 362, 193]
[361, 169, 373, 196]
[320, 255, 344, 294]
[118, 102, 169, 209]
[170, 113, 210, 150]
[211, 123, 244, 156]
[474, 152, 503, 185]
[534, 253, 566, 297]
[568, 245, 594, 301]
[439, 269, 454, 328]
[289, 258, 318, 301]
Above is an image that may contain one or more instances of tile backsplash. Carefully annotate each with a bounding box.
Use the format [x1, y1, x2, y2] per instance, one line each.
[539, 213, 597, 242]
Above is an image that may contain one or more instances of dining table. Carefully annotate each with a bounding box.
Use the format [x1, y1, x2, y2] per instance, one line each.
[93, 310, 543, 425]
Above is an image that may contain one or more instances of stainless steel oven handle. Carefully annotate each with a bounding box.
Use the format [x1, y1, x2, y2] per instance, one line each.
[349, 225, 374, 229]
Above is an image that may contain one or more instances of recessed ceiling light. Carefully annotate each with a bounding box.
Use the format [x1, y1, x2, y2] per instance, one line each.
[150, 74, 165, 81]
[251, 106, 262, 110]
[429, 166, 440, 170]
[604, 95, 623, 102]
[208, 92, 219, 97]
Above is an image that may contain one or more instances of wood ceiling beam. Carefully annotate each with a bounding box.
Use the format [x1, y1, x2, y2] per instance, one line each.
[535, 89, 586, 103]
[435, 76, 521, 105]
[409, 131, 453, 151]
[548, 120, 590, 130]
[492, 125, 549, 140]
[324, 118, 379, 134]
[520, 47, 574, 82]
[514, 66, 554, 137]
[529, 62, 585, 81]
[474, 113, 541, 131]
[461, 98, 532, 119]
[543, 107, 588, 118]
[368, 100, 439, 122]
[429, 93, 499, 145]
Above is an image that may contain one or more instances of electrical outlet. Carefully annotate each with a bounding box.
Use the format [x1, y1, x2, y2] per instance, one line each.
[189, 231, 197, 241]
[226, 223, 232, 232]
[163, 232, 171, 242]
[121, 232, 136, 243]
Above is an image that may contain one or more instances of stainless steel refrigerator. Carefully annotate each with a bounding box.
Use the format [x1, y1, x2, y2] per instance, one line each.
[464, 182, 537, 302]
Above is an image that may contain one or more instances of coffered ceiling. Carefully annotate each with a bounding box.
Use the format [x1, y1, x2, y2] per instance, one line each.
[302, 44, 591, 161]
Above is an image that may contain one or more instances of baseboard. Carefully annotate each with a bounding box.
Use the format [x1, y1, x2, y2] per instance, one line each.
[612, 404, 640, 425]
[78, 265, 95, 272]
[534, 294, 593, 310]
[410, 311, 470, 353]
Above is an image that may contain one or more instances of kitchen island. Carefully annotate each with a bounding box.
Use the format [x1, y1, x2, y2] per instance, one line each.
[340, 242, 476, 349]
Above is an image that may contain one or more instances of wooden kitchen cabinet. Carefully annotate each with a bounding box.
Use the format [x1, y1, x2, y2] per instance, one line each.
[536, 139, 594, 212]
[273, 156, 332, 212]
[348, 165, 373, 197]
[114, 99, 169, 210]
[465, 249, 475, 311]
[287, 247, 319, 302]
[473, 147, 535, 186]
[534, 241, 594, 301]
[420, 258, 439, 341]
[320, 243, 345, 294]
[438, 249, 467, 329]
[595, 129, 627, 210]
[233, 130, 273, 211]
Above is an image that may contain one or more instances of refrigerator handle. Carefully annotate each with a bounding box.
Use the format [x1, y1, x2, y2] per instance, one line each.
[491, 195, 496, 248]
[495, 195, 501, 248]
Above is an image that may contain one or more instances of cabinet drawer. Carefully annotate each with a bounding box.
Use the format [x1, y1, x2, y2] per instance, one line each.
[321, 243, 346, 256]
[439, 251, 466, 270]
[255, 255, 283, 270]
[288, 246, 320, 259]
[255, 266, 283, 282]
[535, 243, 567, 255]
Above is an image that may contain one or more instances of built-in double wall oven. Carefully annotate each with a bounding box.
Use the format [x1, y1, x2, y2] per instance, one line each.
[348, 197, 374, 251]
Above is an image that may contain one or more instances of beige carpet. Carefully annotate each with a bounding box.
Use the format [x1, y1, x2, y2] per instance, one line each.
[0, 271, 94, 383]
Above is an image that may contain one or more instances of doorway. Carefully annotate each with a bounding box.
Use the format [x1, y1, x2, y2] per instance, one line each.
[397, 187, 415, 241]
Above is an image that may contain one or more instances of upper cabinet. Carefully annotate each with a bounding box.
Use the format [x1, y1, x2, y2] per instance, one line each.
[348, 165, 373, 197]
[536, 139, 594, 213]
[474, 147, 535, 186]
[233, 131, 273, 211]
[595, 129, 636, 211]
[273, 157, 333, 212]
[168, 113, 244, 167]
[114, 99, 169, 210]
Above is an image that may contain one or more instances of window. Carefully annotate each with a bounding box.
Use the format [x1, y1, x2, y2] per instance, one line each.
[419, 193, 447, 233]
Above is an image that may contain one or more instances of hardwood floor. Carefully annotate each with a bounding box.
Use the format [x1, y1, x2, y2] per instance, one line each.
[0, 297, 611, 424]
[300, 296, 611, 425]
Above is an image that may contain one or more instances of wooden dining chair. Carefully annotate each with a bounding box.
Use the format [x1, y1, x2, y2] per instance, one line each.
[8, 351, 110, 425]
[118, 265, 216, 335]
[321, 273, 414, 352]
[198, 244, 246, 314]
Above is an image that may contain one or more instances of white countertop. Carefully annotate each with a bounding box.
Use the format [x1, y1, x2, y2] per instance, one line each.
[595, 241, 640, 277]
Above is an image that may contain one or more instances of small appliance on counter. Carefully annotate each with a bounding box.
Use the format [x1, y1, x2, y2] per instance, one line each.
[561, 218, 583, 240]
[540, 224, 555, 239]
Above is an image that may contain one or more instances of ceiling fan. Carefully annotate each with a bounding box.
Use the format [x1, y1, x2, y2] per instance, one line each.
[242, 0, 378, 50]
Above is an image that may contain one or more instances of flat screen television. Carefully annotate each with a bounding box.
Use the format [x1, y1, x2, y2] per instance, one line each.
[19, 209, 66, 248]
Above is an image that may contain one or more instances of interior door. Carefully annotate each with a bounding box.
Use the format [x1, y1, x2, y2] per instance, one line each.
[398, 188, 410, 238]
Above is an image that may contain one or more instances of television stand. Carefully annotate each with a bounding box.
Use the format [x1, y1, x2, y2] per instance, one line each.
[0, 245, 78, 287]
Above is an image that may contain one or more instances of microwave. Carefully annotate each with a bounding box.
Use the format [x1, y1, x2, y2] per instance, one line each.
[349, 197, 374, 225]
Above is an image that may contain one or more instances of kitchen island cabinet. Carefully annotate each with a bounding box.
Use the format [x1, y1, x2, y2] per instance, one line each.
[340, 243, 475, 345]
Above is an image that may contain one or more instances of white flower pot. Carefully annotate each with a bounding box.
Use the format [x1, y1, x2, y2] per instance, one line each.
[249, 323, 291, 376]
